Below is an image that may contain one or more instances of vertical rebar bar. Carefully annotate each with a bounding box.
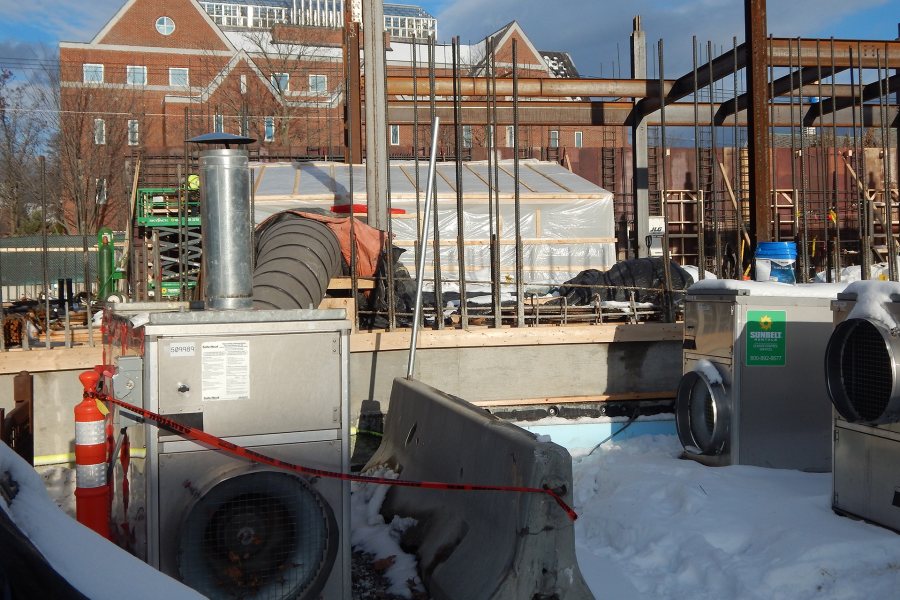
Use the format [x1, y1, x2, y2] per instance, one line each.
[491, 40, 503, 325]
[878, 49, 896, 281]
[816, 39, 831, 282]
[658, 39, 674, 322]
[383, 40, 396, 331]
[487, 38, 501, 327]
[692, 37, 704, 278]
[412, 34, 422, 270]
[788, 39, 798, 246]
[345, 76, 359, 323]
[452, 36, 468, 328]
[428, 36, 443, 328]
[851, 45, 870, 278]
[731, 36, 740, 277]
[408, 118, 441, 378]
[513, 40, 525, 327]
[40, 155, 50, 349]
[831, 38, 842, 281]
[797, 38, 811, 282]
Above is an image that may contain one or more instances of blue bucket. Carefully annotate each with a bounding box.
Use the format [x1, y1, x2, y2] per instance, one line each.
[755, 241, 798, 284]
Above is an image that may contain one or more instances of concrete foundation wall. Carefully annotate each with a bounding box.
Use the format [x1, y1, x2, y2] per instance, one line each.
[2, 324, 683, 460]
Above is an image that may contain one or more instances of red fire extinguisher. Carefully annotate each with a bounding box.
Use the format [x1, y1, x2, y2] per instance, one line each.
[74, 370, 110, 539]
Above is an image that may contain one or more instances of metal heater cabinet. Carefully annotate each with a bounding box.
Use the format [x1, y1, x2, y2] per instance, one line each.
[677, 287, 835, 471]
[828, 291, 900, 531]
[106, 305, 351, 600]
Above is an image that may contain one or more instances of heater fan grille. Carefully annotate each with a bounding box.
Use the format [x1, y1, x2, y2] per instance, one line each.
[827, 318, 900, 425]
[676, 370, 728, 455]
[178, 471, 337, 600]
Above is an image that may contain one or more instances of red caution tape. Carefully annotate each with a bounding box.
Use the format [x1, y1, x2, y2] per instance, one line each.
[96, 393, 577, 521]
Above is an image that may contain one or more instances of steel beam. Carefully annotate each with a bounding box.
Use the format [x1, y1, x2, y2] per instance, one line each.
[385, 76, 675, 98]
[716, 66, 843, 124]
[804, 72, 900, 125]
[632, 16, 650, 259]
[768, 38, 900, 68]
[746, 0, 771, 245]
[387, 99, 898, 128]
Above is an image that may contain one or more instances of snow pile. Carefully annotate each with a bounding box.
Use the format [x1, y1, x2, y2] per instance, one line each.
[689, 278, 848, 298]
[844, 280, 900, 329]
[681, 265, 718, 281]
[572, 435, 900, 600]
[0, 442, 204, 600]
[350, 468, 424, 598]
[694, 359, 722, 385]
[815, 260, 900, 283]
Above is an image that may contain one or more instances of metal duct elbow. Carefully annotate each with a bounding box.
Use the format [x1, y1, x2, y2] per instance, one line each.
[252, 213, 342, 310]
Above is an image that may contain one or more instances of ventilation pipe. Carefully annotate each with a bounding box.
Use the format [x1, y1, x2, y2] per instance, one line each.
[199, 149, 254, 310]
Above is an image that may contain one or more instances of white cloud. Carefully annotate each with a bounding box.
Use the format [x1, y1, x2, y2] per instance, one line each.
[0, 0, 123, 42]
[437, 0, 891, 77]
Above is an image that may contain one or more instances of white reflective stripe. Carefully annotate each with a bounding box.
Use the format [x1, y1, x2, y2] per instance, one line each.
[75, 420, 105, 446]
[76, 463, 107, 488]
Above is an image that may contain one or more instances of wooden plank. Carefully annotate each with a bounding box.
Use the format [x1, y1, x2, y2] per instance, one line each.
[328, 277, 376, 290]
[0, 346, 104, 375]
[318, 297, 358, 333]
[349, 322, 682, 352]
[474, 391, 676, 408]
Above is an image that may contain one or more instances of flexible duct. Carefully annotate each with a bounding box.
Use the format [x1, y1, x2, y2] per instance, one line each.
[252, 213, 343, 310]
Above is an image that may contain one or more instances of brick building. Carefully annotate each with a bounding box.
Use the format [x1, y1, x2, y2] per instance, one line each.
[59, 0, 622, 231]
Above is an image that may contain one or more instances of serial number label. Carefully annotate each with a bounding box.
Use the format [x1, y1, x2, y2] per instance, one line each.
[169, 342, 196, 357]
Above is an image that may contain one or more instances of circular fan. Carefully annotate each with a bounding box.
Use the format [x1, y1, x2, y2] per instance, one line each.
[675, 369, 730, 455]
[826, 318, 900, 425]
[178, 471, 337, 600]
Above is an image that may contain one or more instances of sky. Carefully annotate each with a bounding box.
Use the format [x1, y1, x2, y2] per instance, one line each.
[0, 0, 896, 78]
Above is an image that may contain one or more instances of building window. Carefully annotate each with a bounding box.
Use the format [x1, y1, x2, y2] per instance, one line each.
[127, 120, 139, 146]
[214, 114, 224, 133]
[506, 125, 515, 148]
[93, 119, 106, 145]
[169, 67, 189, 87]
[126, 66, 147, 86]
[462, 125, 472, 149]
[485, 125, 495, 149]
[264, 117, 275, 142]
[574, 131, 583, 148]
[83, 64, 104, 84]
[155, 16, 175, 35]
[95, 179, 107, 205]
[240, 74, 247, 95]
[309, 74, 327, 95]
[390, 124, 400, 146]
[271, 73, 289, 93]
[549, 130, 559, 148]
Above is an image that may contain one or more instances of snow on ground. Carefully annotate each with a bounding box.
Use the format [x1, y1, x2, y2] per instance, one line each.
[350, 467, 424, 598]
[571, 434, 900, 600]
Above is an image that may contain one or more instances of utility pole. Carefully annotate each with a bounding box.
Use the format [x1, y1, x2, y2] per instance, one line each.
[362, 0, 389, 229]
[631, 16, 650, 258]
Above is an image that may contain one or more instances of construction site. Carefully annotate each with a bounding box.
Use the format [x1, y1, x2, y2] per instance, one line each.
[1, 0, 900, 598]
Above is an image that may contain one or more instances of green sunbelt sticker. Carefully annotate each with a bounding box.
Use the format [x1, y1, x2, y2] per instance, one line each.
[746, 310, 786, 366]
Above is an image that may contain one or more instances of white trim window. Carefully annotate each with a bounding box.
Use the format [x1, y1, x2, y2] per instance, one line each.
[271, 73, 289, 93]
[95, 178, 107, 205]
[240, 74, 247, 95]
[83, 64, 104, 84]
[549, 129, 559, 148]
[506, 125, 515, 148]
[214, 114, 224, 133]
[127, 119, 140, 146]
[462, 125, 472, 149]
[155, 16, 175, 36]
[93, 118, 106, 145]
[126, 65, 147, 86]
[264, 116, 275, 142]
[169, 67, 189, 87]
[574, 131, 583, 148]
[309, 74, 327, 95]
[390, 124, 400, 146]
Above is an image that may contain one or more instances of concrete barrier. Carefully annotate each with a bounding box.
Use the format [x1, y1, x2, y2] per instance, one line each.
[365, 377, 593, 600]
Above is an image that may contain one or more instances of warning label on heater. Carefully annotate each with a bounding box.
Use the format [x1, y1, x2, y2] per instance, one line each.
[201, 340, 250, 401]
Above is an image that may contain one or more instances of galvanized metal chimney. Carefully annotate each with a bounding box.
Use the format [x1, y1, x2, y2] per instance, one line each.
[199, 149, 253, 310]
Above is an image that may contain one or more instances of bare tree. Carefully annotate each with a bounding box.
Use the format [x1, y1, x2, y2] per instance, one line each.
[199, 25, 344, 154]
[0, 68, 49, 234]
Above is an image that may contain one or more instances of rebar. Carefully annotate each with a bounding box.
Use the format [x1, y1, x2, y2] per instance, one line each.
[658, 39, 674, 322]
[513, 40, 525, 327]
[452, 37, 468, 328]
